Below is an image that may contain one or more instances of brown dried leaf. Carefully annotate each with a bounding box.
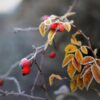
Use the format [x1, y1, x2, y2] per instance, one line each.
[77, 75, 84, 90]
[49, 74, 62, 86]
[62, 54, 74, 68]
[67, 62, 76, 79]
[70, 76, 77, 92]
[72, 58, 81, 72]
[83, 67, 93, 90]
[80, 46, 88, 54]
[81, 56, 94, 65]
[75, 50, 83, 63]
[91, 64, 100, 84]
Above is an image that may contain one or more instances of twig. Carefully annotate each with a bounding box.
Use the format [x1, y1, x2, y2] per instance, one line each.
[0, 89, 48, 100]
[14, 27, 39, 33]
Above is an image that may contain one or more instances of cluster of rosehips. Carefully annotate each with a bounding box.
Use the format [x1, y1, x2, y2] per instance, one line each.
[41, 15, 66, 32]
[20, 51, 56, 76]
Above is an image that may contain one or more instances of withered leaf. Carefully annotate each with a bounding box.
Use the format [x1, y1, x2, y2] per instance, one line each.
[64, 44, 77, 54]
[80, 46, 88, 54]
[49, 74, 63, 86]
[67, 62, 76, 79]
[70, 76, 77, 92]
[62, 54, 74, 68]
[75, 50, 83, 63]
[72, 58, 81, 72]
[83, 67, 93, 90]
[91, 64, 100, 84]
[81, 56, 94, 65]
[77, 75, 84, 90]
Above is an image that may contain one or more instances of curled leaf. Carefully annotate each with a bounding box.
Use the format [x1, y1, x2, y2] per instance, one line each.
[95, 59, 100, 67]
[39, 22, 47, 37]
[67, 62, 76, 79]
[48, 30, 56, 45]
[64, 44, 77, 54]
[49, 74, 62, 86]
[64, 22, 71, 32]
[62, 54, 74, 68]
[81, 56, 94, 65]
[94, 48, 98, 56]
[72, 58, 81, 72]
[91, 64, 100, 84]
[83, 67, 93, 90]
[75, 50, 83, 63]
[80, 46, 88, 54]
[70, 76, 77, 92]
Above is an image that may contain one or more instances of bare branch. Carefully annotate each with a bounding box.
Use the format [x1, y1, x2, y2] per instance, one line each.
[0, 89, 48, 100]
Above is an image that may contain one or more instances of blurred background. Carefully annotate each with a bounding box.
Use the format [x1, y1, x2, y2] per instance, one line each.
[0, 0, 100, 100]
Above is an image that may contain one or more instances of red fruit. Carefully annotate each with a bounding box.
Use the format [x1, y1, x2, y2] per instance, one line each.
[20, 58, 32, 69]
[22, 66, 30, 76]
[41, 15, 49, 21]
[0, 80, 4, 87]
[58, 24, 65, 32]
[50, 23, 59, 30]
[49, 51, 56, 59]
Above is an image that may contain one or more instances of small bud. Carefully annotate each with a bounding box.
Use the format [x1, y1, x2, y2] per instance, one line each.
[49, 51, 56, 59]
[20, 58, 32, 69]
[22, 66, 30, 76]
[0, 80, 4, 87]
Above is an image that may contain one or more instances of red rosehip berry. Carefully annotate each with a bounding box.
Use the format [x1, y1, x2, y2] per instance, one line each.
[58, 24, 65, 32]
[41, 15, 49, 21]
[20, 58, 32, 69]
[22, 66, 30, 76]
[49, 51, 56, 59]
[0, 80, 4, 87]
[50, 23, 59, 30]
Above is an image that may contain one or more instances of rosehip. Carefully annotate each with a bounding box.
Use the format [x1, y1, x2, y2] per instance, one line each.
[49, 51, 56, 59]
[58, 24, 65, 32]
[0, 80, 4, 87]
[20, 58, 32, 69]
[50, 23, 59, 30]
[41, 15, 49, 21]
[22, 66, 30, 76]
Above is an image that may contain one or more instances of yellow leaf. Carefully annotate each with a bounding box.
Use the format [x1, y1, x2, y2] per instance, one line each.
[72, 58, 81, 72]
[83, 67, 93, 90]
[64, 22, 71, 32]
[67, 62, 76, 79]
[70, 76, 77, 92]
[91, 64, 100, 84]
[49, 74, 62, 86]
[39, 22, 47, 37]
[71, 38, 82, 46]
[48, 30, 56, 45]
[81, 56, 94, 65]
[75, 50, 83, 63]
[64, 44, 77, 54]
[62, 54, 74, 68]
[80, 64, 91, 78]
[77, 75, 84, 90]
[80, 46, 88, 54]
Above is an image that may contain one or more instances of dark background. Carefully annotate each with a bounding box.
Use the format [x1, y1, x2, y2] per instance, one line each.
[0, 0, 100, 100]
